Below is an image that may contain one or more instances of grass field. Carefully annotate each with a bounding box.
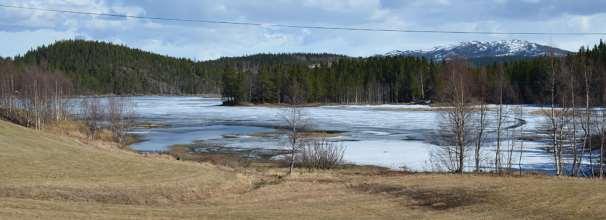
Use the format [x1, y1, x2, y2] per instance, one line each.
[1, 120, 606, 219]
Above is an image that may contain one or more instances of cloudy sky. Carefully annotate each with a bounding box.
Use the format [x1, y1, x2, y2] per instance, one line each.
[0, 0, 605, 60]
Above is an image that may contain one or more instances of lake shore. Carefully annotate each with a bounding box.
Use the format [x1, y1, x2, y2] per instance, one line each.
[10, 118, 606, 219]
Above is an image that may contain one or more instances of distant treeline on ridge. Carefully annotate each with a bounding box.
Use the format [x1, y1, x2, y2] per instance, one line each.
[2, 39, 606, 105]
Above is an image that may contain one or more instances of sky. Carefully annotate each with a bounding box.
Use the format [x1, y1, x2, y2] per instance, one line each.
[1, 0, 606, 60]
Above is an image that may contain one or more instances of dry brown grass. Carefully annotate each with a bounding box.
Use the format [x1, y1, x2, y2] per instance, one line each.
[2, 119, 606, 219]
[0, 120, 250, 205]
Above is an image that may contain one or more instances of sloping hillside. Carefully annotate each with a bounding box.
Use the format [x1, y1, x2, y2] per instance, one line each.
[2, 119, 606, 219]
[0, 120, 249, 204]
[16, 40, 215, 94]
[15, 40, 344, 95]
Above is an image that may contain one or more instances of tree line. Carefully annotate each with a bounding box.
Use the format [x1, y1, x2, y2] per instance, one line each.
[222, 56, 440, 105]
[0, 60, 71, 129]
[223, 40, 606, 106]
[433, 41, 606, 177]
[8, 39, 606, 107]
[13, 40, 341, 95]
[0, 59, 135, 145]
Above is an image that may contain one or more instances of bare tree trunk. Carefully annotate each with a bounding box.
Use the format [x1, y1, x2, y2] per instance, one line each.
[571, 73, 578, 176]
[458, 75, 465, 174]
[33, 79, 41, 130]
[601, 110, 606, 179]
[557, 102, 567, 176]
[474, 101, 487, 172]
[507, 129, 515, 173]
[283, 81, 307, 176]
[589, 124, 604, 177]
[418, 69, 426, 100]
[583, 67, 591, 176]
[518, 107, 525, 175]
[601, 133, 605, 179]
[288, 114, 297, 175]
[495, 75, 504, 174]
[550, 59, 563, 176]
[578, 65, 591, 176]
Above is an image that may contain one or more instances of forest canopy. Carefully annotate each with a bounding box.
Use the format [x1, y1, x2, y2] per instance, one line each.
[3, 39, 606, 106]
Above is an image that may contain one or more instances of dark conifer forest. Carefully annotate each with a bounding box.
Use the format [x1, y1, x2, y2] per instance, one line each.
[2, 39, 606, 106]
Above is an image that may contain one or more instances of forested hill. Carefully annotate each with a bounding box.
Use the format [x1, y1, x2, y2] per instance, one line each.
[14, 40, 343, 95]
[7, 39, 606, 105]
[16, 40, 204, 94]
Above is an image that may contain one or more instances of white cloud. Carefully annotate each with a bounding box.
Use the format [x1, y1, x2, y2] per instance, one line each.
[0, 29, 79, 57]
[0, 0, 605, 59]
[301, 0, 381, 12]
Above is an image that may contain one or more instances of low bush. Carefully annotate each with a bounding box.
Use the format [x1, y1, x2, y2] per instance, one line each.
[299, 139, 345, 169]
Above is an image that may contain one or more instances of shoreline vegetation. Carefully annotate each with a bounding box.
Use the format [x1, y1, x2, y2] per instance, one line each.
[4, 118, 606, 219]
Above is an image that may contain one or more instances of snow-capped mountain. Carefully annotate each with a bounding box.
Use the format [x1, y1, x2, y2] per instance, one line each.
[386, 40, 570, 60]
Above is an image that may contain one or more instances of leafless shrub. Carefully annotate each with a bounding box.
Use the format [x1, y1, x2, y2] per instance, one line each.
[298, 139, 345, 169]
[80, 97, 104, 140]
[108, 96, 136, 145]
[79, 96, 136, 143]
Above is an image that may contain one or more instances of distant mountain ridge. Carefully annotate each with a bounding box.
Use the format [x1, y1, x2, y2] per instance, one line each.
[386, 40, 571, 61]
[12, 39, 577, 95]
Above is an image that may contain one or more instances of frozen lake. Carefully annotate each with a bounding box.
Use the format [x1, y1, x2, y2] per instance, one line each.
[121, 96, 557, 172]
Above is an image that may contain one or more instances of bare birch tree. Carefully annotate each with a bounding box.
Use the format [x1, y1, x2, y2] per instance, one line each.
[473, 69, 489, 172]
[282, 81, 307, 175]
[494, 64, 507, 174]
[578, 58, 593, 177]
[1, 66, 72, 129]
[435, 59, 473, 174]
[542, 57, 571, 176]
[0, 61, 17, 114]
[548, 56, 563, 176]
[558, 59, 580, 176]
[516, 106, 525, 175]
